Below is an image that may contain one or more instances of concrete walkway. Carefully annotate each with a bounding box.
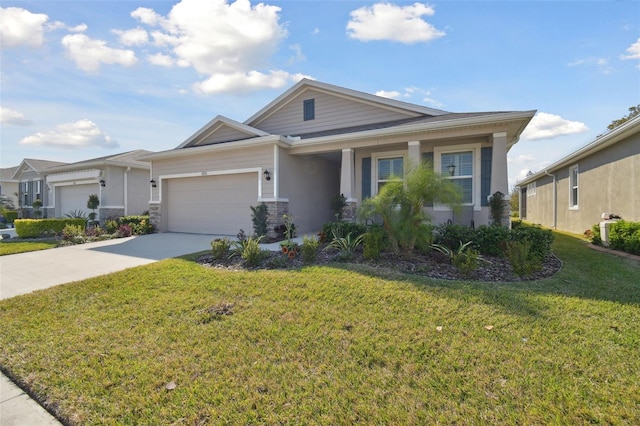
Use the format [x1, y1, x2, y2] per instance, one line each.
[0, 232, 303, 425]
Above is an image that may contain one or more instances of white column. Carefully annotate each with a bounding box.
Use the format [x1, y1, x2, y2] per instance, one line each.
[408, 140, 421, 166]
[490, 132, 509, 196]
[340, 148, 355, 201]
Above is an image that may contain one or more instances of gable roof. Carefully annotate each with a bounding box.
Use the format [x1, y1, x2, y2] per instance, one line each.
[44, 150, 153, 173]
[518, 115, 640, 186]
[178, 115, 269, 149]
[244, 78, 449, 127]
[0, 166, 19, 182]
[12, 159, 68, 179]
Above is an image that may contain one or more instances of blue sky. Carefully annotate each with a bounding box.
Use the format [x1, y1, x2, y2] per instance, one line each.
[1, 0, 638, 189]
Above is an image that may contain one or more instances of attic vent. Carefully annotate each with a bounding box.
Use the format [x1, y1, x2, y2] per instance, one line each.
[303, 99, 315, 121]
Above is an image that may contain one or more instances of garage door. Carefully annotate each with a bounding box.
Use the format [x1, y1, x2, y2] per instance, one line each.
[59, 184, 98, 217]
[166, 173, 258, 235]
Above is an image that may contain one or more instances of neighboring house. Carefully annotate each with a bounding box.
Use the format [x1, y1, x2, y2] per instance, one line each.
[143, 79, 535, 236]
[12, 159, 68, 218]
[43, 150, 153, 220]
[517, 115, 640, 235]
[0, 166, 19, 209]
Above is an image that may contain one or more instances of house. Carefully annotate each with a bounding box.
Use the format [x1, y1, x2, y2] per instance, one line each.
[0, 166, 20, 209]
[12, 159, 68, 218]
[516, 115, 640, 235]
[42, 150, 153, 220]
[143, 79, 535, 236]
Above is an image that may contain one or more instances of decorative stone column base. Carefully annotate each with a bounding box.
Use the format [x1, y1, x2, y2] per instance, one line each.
[263, 201, 289, 239]
[491, 200, 511, 228]
[342, 201, 358, 222]
[149, 204, 161, 231]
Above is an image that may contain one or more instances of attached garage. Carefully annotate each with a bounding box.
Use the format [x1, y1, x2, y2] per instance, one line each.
[166, 173, 258, 235]
[57, 184, 98, 217]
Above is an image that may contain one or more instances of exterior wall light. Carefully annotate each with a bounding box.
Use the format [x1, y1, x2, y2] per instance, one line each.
[448, 163, 456, 176]
[263, 170, 271, 181]
[99, 179, 106, 187]
[150, 179, 157, 188]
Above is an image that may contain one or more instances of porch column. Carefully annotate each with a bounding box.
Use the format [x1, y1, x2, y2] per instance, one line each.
[490, 132, 509, 195]
[408, 140, 421, 166]
[340, 148, 355, 200]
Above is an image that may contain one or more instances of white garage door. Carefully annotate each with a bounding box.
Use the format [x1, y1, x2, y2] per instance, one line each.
[59, 184, 98, 217]
[166, 173, 258, 235]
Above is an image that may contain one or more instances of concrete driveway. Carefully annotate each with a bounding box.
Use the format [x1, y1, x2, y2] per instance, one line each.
[0, 233, 219, 300]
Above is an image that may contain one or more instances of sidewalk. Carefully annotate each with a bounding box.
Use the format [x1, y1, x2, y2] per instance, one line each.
[0, 375, 62, 426]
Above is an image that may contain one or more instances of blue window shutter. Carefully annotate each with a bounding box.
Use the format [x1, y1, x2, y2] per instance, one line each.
[422, 152, 434, 207]
[362, 157, 371, 200]
[481, 147, 492, 206]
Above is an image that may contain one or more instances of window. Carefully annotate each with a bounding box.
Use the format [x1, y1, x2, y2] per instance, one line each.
[22, 182, 29, 206]
[527, 182, 536, 196]
[441, 151, 473, 204]
[35, 180, 41, 200]
[303, 99, 315, 121]
[570, 164, 579, 208]
[377, 157, 403, 193]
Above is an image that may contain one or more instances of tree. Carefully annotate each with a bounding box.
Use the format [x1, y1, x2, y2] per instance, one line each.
[509, 187, 519, 214]
[87, 194, 100, 224]
[605, 105, 639, 133]
[358, 161, 462, 256]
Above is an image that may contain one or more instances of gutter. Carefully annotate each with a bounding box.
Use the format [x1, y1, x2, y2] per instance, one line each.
[543, 170, 557, 229]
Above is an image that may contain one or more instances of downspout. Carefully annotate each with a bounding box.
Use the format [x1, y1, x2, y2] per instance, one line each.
[543, 170, 557, 229]
[124, 167, 131, 215]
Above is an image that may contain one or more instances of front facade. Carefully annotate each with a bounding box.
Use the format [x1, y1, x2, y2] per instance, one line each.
[12, 159, 68, 218]
[43, 150, 152, 221]
[518, 115, 640, 235]
[145, 79, 535, 236]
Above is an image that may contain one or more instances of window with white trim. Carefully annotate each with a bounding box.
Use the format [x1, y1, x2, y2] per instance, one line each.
[527, 182, 536, 196]
[35, 180, 41, 200]
[441, 151, 473, 204]
[570, 164, 579, 208]
[22, 182, 28, 206]
[377, 157, 403, 193]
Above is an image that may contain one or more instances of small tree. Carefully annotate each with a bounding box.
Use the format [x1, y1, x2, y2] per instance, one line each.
[330, 193, 348, 221]
[250, 202, 268, 237]
[87, 194, 100, 224]
[359, 161, 462, 256]
[32, 198, 43, 218]
[488, 191, 505, 226]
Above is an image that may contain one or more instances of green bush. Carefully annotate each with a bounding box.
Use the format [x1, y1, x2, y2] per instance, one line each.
[320, 221, 367, 243]
[119, 216, 153, 235]
[211, 238, 231, 260]
[62, 224, 86, 244]
[105, 219, 119, 234]
[230, 235, 266, 267]
[300, 236, 319, 263]
[324, 231, 365, 261]
[433, 224, 477, 251]
[3, 210, 18, 224]
[506, 239, 542, 277]
[608, 220, 640, 255]
[363, 226, 386, 260]
[250, 203, 268, 237]
[509, 223, 554, 259]
[452, 246, 480, 278]
[15, 218, 86, 238]
[474, 225, 510, 257]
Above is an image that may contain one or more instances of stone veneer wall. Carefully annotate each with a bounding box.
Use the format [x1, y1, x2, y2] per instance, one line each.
[264, 201, 289, 239]
[149, 204, 161, 231]
[99, 208, 125, 223]
[342, 201, 358, 222]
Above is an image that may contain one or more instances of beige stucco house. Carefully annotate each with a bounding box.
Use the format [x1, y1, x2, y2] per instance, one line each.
[42, 150, 152, 220]
[0, 166, 20, 210]
[144, 79, 535, 236]
[517, 115, 640, 235]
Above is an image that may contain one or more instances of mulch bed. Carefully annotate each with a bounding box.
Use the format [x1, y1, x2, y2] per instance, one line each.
[197, 246, 563, 282]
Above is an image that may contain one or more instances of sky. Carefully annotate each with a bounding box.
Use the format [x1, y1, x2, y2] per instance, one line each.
[1, 0, 638, 190]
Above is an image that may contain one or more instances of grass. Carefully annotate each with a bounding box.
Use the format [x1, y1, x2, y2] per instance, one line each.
[0, 239, 58, 256]
[0, 232, 639, 424]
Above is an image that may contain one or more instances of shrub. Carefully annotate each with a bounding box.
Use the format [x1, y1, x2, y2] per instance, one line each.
[509, 223, 554, 259]
[117, 224, 132, 238]
[474, 225, 510, 257]
[250, 203, 268, 237]
[452, 246, 480, 278]
[414, 223, 435, 254]
[62, 224, 86, 244]
[211, 238, 231, 260]
[488, 191, 506, 226]
[105, 219, 119, 234]
[608, 220, 640, 255]
[300, 235, 319, 263]
[3, 210, 18, 224]
[433, 224, 477, 251]
[230, 235, 266, 267]
[363, 226, 385, 260]
[320, 221, 367, 243]
[324, 231, 365, 261]
[64, 210, 88, 220]
[330, 193, 348, 221]
[15, 218, 86, 238]
[506, 239, 542, 277]
[119, 216, 153, 235]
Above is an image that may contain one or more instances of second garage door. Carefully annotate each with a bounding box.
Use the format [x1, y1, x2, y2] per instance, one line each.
[166, 173, 258, 235]
[59, 184, 98, 217]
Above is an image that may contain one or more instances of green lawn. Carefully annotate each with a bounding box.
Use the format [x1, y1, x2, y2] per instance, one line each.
[0, 232, 638, 424]
[0, 239, 58, 256]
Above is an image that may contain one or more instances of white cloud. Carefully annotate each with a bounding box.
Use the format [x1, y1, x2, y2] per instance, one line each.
[521, 112, 589, 140]
[19, 119, 118, 149]
[147, 53, 175, 67]
[507, 154, 535, 164]
[620, 37, 640, 60]
[0, 107, 33, 126]
[112, 27, 149, 46]
[347, 2, 445, 43]
[0, 7, 48, 48]
[288, 43, 305, 65]
[376, 90, 402, 99]
[61, 33, 137, 72]
[194, 70, 308, 95]
[131, 7, 163, 26]
[568, 57, 613, 74]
